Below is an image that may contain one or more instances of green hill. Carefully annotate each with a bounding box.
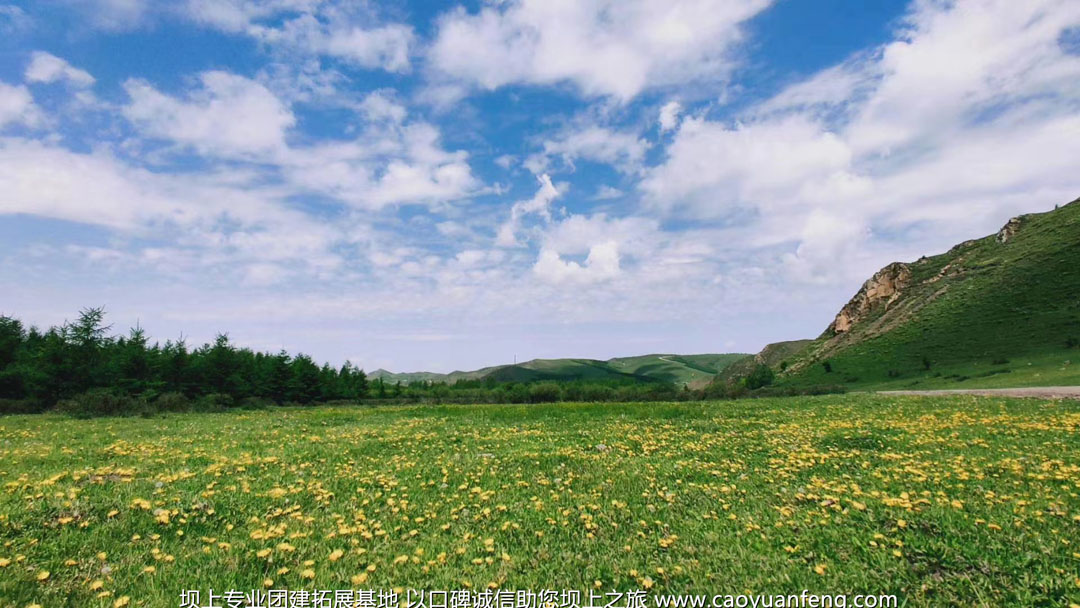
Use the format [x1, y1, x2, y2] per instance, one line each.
[773, 197, 1080, 390]
[713, 340, 813, 385]
[371, 353, 747, 388]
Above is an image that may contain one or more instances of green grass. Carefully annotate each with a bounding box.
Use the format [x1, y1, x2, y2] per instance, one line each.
[2, 396, 1079, 607]
[778, 199, 1080, 391]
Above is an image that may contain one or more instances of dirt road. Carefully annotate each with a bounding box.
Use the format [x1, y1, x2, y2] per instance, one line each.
[880, 386, 1080, 399]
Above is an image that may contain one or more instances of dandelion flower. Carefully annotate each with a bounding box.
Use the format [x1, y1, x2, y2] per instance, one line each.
[300, 569, 315, 579]
[36, 570, 50, 581]
[114, 596, 131, 608]
[814, 564, 827, 575]
[263, 578, 274, 588]
[89, 580, 104, 591]
[329, 549, 344, 562]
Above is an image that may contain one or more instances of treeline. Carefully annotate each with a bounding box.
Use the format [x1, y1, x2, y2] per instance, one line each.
[363, 376, 689, 405]
[0, 308, 368, 416]
[0, 308, 843, 417]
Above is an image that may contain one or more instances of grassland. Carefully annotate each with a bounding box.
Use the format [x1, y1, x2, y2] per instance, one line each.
[2, 395, 1079, 607]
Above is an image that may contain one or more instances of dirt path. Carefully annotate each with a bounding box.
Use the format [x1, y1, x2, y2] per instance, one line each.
[879, 386, 1080, 399]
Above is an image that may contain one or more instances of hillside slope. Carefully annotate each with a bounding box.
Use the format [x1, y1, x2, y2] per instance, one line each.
[776, 198, 1080, 389]
[713, 340, 813, 384]
[371, 353, 747, 388]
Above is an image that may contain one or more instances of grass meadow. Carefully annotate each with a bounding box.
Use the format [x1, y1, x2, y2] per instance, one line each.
[1, 395, 1079, 607]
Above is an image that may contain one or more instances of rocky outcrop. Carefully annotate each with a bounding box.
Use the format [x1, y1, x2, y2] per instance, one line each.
[996, 216, 1023, 244]
[827, 262, 911, 334]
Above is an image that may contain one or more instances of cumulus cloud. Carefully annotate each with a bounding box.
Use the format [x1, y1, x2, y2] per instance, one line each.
[526, 126, 649, 175]
[642, 0, 1080, 283]
[185, 1, 415, 73]
[0, 82, 41, 128]
[0, 137, 347, 276]
[25, 52, 96, 87]
[429, 0, 773, 101]
[658, 100, 682, 132]
[123, 71, 296, 159]
[534, 241, 620, 284]
[495, 174, 560, 247]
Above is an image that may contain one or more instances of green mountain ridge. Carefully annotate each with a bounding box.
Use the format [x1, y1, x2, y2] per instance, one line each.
[371, 353, 748, 388]
[740, 197, 1080, 390]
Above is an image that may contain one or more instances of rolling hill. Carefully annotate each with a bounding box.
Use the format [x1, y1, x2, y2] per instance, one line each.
[763, 197, 1080, 390]
[371, 353, 747, 388]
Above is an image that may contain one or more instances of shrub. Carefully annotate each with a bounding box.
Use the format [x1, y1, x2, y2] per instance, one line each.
[238, 396, 271, 410]
[192, 393, 234, 412]
[154, 392, 191, 413]
[0, 398, 42, 415]
[822, 361, 832, 373]
[57, 389, 148, 418]
[743, 364, 775, 390]
[528, 383, 562, 403]
[581, 385, 614, 402]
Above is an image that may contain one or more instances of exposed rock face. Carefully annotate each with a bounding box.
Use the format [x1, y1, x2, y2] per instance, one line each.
[828, 262, 911, 334]
[997, 216, 1023, 244]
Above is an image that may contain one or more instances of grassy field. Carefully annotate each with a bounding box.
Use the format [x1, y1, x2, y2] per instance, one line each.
[2, 396, 1079, 607]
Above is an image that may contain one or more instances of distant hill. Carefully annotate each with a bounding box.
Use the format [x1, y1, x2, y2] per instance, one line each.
[769, 197, 1080, 390]
[713, 340, 813, 385]
[370, 353, 747, 388]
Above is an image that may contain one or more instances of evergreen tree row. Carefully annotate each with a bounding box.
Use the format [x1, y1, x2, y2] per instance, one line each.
[0, 308, 368, 414]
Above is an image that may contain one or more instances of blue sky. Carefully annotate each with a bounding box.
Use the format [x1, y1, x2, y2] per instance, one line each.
[1, 0, 1079, 373]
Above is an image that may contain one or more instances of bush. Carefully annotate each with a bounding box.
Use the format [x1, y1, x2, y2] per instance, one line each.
[528, 383, 561, 403]
[743, 364, 775, 390]
[581, 385, 615, 402]
[239, 396, 271, 410]
[192, 393, 234, 412]
[0, 398, 42, 415]
[57, 390, 149, 418]
[154, 392, 191, 413]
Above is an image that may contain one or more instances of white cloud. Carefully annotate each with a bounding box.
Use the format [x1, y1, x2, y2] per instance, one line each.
[534, 241, 620, 284]
[495, 173, 560, 247]
[642, 0, 1080, 283]
[123, 71, 296, 158]
[642, 115, 856, 223]
[25, 52, 95, 87]
[62, 0, 150, 30]
[592, 185, 624, 200]
[185, 1, 415, 73]
[527, 126, 648, 174]
[280, 121, 482, 210]
[358, 90, 407, 123]
[0, 5, 32, 34]
[321, 23, 414, 72]
[429, 0, 773, 101]
[0, 82, 41, 128]
[658, 100, 682, 132]
[0, 137, 347, 275]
